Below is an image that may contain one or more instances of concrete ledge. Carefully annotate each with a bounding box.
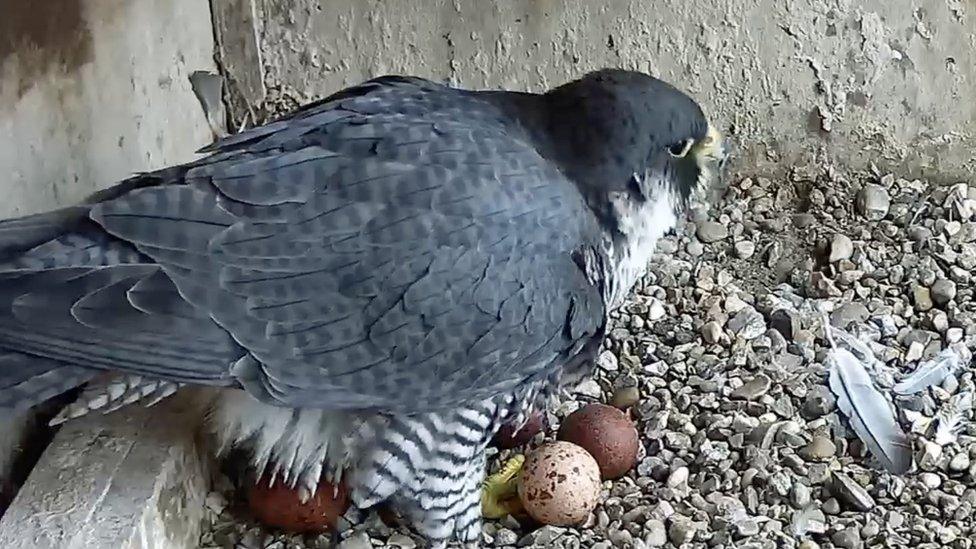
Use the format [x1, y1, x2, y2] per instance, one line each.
[0, 391, 214, 549]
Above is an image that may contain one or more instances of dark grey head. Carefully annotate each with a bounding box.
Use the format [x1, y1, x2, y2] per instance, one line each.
[542, 69, 730, 226]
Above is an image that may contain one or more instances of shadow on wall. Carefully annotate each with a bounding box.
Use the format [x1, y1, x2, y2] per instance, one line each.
[0, 0, 97, 100]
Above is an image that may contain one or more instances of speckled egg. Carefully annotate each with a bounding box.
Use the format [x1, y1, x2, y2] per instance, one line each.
[247, 475, 349, 533]
[557, 403, 639, 480]
[517, 441, 601, 526]
[492, 410, 547, 449]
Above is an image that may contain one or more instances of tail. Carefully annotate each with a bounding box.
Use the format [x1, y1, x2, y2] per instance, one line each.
[0, 170, 232, 413]
[0, 206, 109, 410]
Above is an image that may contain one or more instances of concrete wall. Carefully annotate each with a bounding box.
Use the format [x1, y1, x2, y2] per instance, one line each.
[0, 0, 218, 218]
[218, 0, 975, 181]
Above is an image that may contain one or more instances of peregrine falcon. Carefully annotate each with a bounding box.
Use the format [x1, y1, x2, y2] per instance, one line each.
[0, 69, 728, 546]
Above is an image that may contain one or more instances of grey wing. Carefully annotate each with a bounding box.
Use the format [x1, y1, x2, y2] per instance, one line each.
[1, 78, 606, 413]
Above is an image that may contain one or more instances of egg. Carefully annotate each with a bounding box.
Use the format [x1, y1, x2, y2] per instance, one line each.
[517, 441, 601, 526]
[492, 409, 547, 449]
[247, 475, 349, 533]
[557, 403, 639, 480]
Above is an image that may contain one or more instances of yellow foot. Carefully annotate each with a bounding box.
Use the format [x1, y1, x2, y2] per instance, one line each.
[481, 454, 525, 519]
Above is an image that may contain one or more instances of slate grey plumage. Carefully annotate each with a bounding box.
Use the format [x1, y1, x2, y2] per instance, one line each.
[0, 69, 728, 545]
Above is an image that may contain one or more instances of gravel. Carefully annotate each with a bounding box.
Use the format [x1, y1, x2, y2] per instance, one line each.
[200, 171, 976, 548]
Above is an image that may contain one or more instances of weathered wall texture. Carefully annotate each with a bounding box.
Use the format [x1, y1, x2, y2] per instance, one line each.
[0, 0, 218, 218]
[219, 0, 975, 180]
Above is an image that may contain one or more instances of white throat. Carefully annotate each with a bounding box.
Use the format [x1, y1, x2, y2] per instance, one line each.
[605, 186, 680, 309]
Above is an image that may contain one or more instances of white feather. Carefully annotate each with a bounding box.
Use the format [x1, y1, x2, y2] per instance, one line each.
[893, 347, 963, 396]
[934, 391, 973, 446]
[824, 321, 912, 474]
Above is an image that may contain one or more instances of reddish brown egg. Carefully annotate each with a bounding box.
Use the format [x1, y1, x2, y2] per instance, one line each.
[492, 410, 547, 449]
[247, 475, 349, 533]
[557, 403, 639, 480]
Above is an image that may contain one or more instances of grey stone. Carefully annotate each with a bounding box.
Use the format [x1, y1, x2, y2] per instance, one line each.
[702, 321, 724, 344]
[667, 517, 699, 545]
[831, 526, 863, 549]
[791, 482, 812, 508]
[644, 520, 667, 547]
[950, 452, 971, 472]
[919, 472, 942, 489]
[697, 221, 729, 243]
[913, 285, 934, 311]
[830, 302, 870, 328]
[611, 386, 641, 409]
[857, 183, 890, 220]
[573, 379, 602, 399]
[387, 533, 417, 548]
[735, 240, 756, 259]
[931, 278, 958, 305]
[728, 308, 767, 340]
[831, 472, 875, 511]
[338, 534, 372, 549]
[730, 375, 771, 400]
[494, 528, 518, 546]
[798, 436, 836, 461]
[829, 234, 854, 262]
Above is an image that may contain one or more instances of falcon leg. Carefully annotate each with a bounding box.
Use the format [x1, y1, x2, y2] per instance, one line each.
[413, 451, 488, 547]
[481, 454, 525, 519]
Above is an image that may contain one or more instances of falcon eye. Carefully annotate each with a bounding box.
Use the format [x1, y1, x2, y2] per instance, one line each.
[667, 139, 694, 158]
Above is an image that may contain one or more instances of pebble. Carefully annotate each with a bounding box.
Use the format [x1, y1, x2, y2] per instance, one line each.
[791, 482, 812, 508]
[494, 528, 518, 546]
[702, 321, 724, 344]
[831, 472, 875, 511]
[857, 183, 890, 220]
[830, 302, 869, 328]
[597, 350, 619, 372]
[667, 466, 689, 488]
[802, 387, 837, 418]
[573, 379, 602, 399]
[831, 526, 863, 549]
[697, 221, 729, 243]
[644, 520, 667, 547]
[920, 472, 942, 489]
[735, 240, 756, 258]
[387, 533, 416, 548]
[337, 534, 372, 549]
[822, 498, 841, 515]
[931, 278, 957, 305]
[799, 436, 836, 461]
[913, 285, 934, 311]
[950, 452, 971, 472]
[829, 234, 854, 262]
[727, 308, 767, 340]
[611, 386, 641, 409]
[730, 375, 771, 400]
[668, 517, 699, 545]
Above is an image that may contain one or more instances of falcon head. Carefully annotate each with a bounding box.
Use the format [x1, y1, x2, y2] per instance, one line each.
[545, 68, 731, 226]
[542, 69, 730, 309]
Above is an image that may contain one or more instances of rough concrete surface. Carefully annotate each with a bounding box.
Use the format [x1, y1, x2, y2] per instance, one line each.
[218, 0, 974, 181]
[0, 0, 219, 218]
[0, 392, 213, 549]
